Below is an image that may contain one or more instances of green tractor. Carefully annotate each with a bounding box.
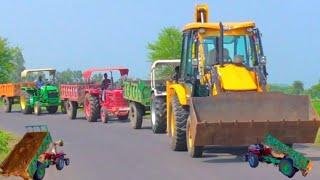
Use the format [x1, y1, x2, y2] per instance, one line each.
[20, 68, 61, 115]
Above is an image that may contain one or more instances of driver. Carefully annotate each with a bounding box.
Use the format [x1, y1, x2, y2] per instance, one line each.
[101, 73, 111, 90]
[49, 139, 64, 155]
[36, 76, 44, 89]
[234, 55, 244, 65]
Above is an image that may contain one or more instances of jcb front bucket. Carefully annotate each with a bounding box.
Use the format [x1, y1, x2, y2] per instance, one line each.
[189, 92, 320, 146]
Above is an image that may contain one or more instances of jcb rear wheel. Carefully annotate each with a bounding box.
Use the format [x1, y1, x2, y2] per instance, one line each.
[20, 92, 32, 114]
[186, 117, 203, 157]
[170, 95, 188, 151]
[129, 102, 143, 129]
[151, 96, 167, 134]
[3, 97, 12, 113]
[84, 94, 99, 122]
[46, 106, 58, 114]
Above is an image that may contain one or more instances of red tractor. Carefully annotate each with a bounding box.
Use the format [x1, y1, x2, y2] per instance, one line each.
[60, 67, 129, 123]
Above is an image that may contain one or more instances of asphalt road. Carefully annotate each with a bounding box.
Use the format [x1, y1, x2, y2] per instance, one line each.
[0, 108, 320, 180]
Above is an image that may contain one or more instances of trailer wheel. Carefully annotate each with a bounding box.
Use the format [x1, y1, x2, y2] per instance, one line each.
[56, 158, 65, 171]
[20, 92, 32, 114]
[2, 97, 12, 113]
[186, 117, 203, 157]
[170, 95, 188, 151]
[129, 102, 143, 129]
[34, 102, 42, 116]
[60, 101, 67, 114]
[46, 106, 58, 114]
[248, 153, 259, 168]
[279, 158, 297, 178]
[33, 161, 46, 180]
[84, 94, 99, 122]
[67, 101, 78, 119]
[151, 96, 167, 134]
[101, 108, 109, 123]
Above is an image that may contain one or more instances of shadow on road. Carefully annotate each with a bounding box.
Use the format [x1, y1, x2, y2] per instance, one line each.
[201, 146, 247, 163]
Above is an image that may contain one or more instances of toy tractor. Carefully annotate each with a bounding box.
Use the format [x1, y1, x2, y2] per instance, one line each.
[20, 68, 61, 115]
[60, 67, 129, 122]
[244, 134, 313, 178]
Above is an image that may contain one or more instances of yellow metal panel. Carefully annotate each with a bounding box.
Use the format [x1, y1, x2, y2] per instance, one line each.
[168, 84, 188, 105]
[183, 22, 255, 32]
[216, 64, 257, 91]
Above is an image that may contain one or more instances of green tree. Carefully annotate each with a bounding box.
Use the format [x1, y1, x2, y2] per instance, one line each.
[0, 38, 16, 83]
[292, 80, 304, 95]
[147, 26, 182, 62]
[56, 69, 83, 84]
[10, 47, 25, 82]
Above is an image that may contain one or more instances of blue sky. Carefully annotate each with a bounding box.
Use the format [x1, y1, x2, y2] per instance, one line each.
[0, 0, 319, 87]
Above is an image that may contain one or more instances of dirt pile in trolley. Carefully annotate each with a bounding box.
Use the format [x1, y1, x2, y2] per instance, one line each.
[0, 132, 47, 177]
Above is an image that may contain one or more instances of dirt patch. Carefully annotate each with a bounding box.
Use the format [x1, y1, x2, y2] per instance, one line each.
[0, 132, 47, 177]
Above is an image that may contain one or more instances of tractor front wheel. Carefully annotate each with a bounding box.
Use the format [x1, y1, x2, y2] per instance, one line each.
[84, 94, 99, 122]
[151, 96, 167, 134]
[46, 106, 58, 114]
[34, 102, 42, 116]
[66, 101, 78, 119]
[129, 102, 143, 129]
[55, 158, 65, 171]
[248, 152, 259, 168]
[3, 97, 12, 113]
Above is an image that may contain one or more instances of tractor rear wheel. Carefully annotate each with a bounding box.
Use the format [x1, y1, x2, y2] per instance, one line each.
[248, 152, 259, 168]
[101, 108, 109, 123]
[33, 161, 46, 180]
[66, 101, 78, 119]
[129, 102, 143, 129]
[84, 94, 99, 122]
[34, 102, 41, 116]
[3, 97, 12, 113]
[186, 117, 203, 157]
[55, 158, 65, 170]
[46, 106, 58, 114]
[170, 95, 188, 151]
[20, 92, 32, 114]
[151, 96, 167, 134]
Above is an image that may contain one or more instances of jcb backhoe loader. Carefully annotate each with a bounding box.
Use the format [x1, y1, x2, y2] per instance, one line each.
[166, 4, 320, 157]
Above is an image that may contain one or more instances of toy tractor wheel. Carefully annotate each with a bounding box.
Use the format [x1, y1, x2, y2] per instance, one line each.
[170, 95, 188, 151]
[84, 94, 99, 122]
[20, 91, 32, 114]
[129, 102, 143, 129]
[33, 161, 46, 180]
[101, 108, 109, 123]
[186, 117, 203, 157]
[34, 102, 42, 116]
[60, 101, 67, 114]
[46, 106, 58, 114]
[56, 158, 65, 171]
[279, 158, 297, 178]
[3, 97, 12, 113]
[64, 158, 70, 166]
[248, 153, 259, 168]
[67, 101, 78, 119]
[151, 96, 167, 134]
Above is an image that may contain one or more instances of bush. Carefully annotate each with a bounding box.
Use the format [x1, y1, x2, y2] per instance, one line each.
[0, 130, 11, 153]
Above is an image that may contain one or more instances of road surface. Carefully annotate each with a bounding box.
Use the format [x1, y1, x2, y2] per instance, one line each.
[0, 109, 320, 180]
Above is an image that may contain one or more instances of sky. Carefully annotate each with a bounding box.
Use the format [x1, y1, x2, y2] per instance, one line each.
[0, 0, 319, 87]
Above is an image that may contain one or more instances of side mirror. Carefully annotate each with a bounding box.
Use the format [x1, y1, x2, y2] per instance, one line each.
[260, 56, 267, 65]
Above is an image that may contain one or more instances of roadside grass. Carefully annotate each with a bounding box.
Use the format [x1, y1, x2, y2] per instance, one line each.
[0, 130, 20, 163]
[312, 100, 320, 145]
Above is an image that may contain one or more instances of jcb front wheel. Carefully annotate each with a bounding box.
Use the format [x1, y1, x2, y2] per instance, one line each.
[170, 95, 188, 151]
[186, 117, 203, 157]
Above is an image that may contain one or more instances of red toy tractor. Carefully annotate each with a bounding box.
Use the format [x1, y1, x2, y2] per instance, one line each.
[81, 67, 129, 123]
[42, 151, 70, 171]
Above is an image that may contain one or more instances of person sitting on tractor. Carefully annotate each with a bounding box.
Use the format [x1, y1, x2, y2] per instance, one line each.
[35, 75, 44, 89]
[49, 139, 64, 155]
[101, 73, 111, 101]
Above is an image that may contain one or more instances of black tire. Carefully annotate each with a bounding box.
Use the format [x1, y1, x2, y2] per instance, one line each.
[65, 158, 70, 166]
[186, 118, 203, 157]
[20, 91, 32, 114]
[46, 106, 58, 114]
[171, 95, 188, 151]
[66, 101, 78, 119]
[34, 102, 41, 116]
[151, 96, 167, 134]
[101, 108, 109, 123]
[129, 102, 143, 129]
[60, 101, 67, 114]
[248, 153, 259, 168]
[84, 94, 100, 122]
[55, 158, 64, 171]
[2, 97, 12, 113]
[33, 161, 46, 180]
[279, 158, 297, 178]
[118, 114, 129, 120]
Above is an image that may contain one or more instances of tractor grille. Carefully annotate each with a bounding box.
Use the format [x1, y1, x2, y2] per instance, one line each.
[48, 91, 59, 98]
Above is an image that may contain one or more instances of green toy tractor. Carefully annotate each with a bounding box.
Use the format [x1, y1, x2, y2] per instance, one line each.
[20, 68, 61, 115]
